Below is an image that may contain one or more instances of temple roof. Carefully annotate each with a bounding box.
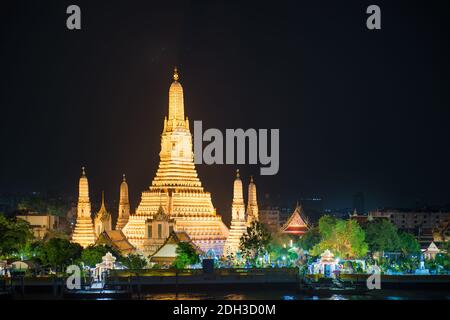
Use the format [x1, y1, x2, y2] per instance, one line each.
[280, 204, 310, 235]
[96, 230, 135, 254]
[149, 231, 204, 259]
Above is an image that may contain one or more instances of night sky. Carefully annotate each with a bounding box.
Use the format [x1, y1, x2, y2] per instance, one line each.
[1, 0, 450, 223]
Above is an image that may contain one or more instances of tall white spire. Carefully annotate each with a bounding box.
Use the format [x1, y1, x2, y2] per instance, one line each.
[116, 174, 130, 230]
[232, 169, 245, 221]
[72, 167, 96, 247]
[247, 175, 259, 225]
[224, 169, 248, 257]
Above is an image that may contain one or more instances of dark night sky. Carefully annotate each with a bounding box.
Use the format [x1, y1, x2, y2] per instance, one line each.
[1, 0, 450, 224]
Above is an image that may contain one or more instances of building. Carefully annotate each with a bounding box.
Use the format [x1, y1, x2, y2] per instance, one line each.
[223, 170, 248, 256]
[142, 206, 175, 255]
[16, 214, 60, 239]
[149, 231, 203, 266]
[122, 68, 229, 256]
[116, 174, 130, 230]
[280, 204, 310, 237]
[96, 230, 135, 255]
[94, 192, 112, 237]
[370, 209, 448, 231]
[369, 209, 449, 246]
[246, 176, 258, 225]
[259, 207, 280, 232]
[71, 167, 96, 247]
[433, 214, 450, 242]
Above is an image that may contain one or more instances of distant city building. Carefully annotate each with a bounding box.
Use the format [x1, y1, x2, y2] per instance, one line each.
[324, 208, 353, 220]
[259, 207, 280, 232]
[369, 209, 450, 246]
[16, 214, 60, 239]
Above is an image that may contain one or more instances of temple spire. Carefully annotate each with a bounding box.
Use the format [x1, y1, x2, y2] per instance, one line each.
[173, 67, 179, 81]
[168, 67, 185, 121]
[100, 191, 106, 210]
[72, 167, 95, 247]
[116, 174, 130, 231]
[247, 175, 259, 225]
[224, 169, 247, 256]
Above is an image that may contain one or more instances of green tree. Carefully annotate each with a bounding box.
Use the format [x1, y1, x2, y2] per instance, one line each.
[239, 221, 272, 264]
[441, 241, 450, 254]
[364, 219, 400, 253]
[0, 215, 34, 258]
[172, 242, 200, 269]
[398, 232, 420, 256]
[120, 254, 148, 269]
[80, 245, 120, 268]
[311, 216, 368, 259]
[38, 238, 83, 270]
[298, 227, 321, 251]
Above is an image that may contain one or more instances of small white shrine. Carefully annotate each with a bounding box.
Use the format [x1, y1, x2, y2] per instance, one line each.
[94, 252, 117, 281]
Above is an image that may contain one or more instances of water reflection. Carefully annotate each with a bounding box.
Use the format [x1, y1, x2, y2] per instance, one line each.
[139, 289, 450, 300]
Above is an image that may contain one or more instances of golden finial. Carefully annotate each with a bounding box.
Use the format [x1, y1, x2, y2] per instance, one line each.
[81, 166, 86, 176]
[250, 175, 254, 183]
[123, 174, 126, 182]
[173, 67, 179, 81]
[101, 191, 105, 207]
[236, 169, 240, 178]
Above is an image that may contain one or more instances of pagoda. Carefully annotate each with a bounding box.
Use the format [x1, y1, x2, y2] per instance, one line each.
[280, 204, 309, 237]
[71, 167, 96, 247]
[122, 68, 229, 256]
[246, 176, 259, 225]
[115, 174, 130, 230]
[224, 170, 248, 256]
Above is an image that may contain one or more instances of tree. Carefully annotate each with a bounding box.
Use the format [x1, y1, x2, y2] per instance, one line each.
[0, 215, 34, 258]
[398, 232, 420, 256]
[441, 241, 450, 255]
[81, 245, 120, 268]
[120, 254, 148, 269]
[311, 216, 368, 259]
[172, 242, 200, 269]
[364, 219, 400, 253]
[38, 238, 83, 270]
[298, 227, 321, 251]
[239, 221, 272, 264]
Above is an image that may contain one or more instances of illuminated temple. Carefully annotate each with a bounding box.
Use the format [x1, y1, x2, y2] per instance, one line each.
[122, 68, 229, 256]
[71, 167, 96, 247]
[224, 170, 247, 256]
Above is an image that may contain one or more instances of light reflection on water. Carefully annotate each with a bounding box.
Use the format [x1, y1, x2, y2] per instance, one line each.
[138, 290, 450, 300]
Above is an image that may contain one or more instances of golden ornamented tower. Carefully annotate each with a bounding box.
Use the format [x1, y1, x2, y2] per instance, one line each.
[94, 191, 112, 237]
[72, 167, 96, 247]
[116, 174, 130, 230]
[122, 68, 229, 256]
[246, 176, 259, 225]
[224, 170, 248, 256]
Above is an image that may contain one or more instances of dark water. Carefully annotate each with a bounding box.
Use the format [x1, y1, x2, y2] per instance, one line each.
[140, 289, 450, 300]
